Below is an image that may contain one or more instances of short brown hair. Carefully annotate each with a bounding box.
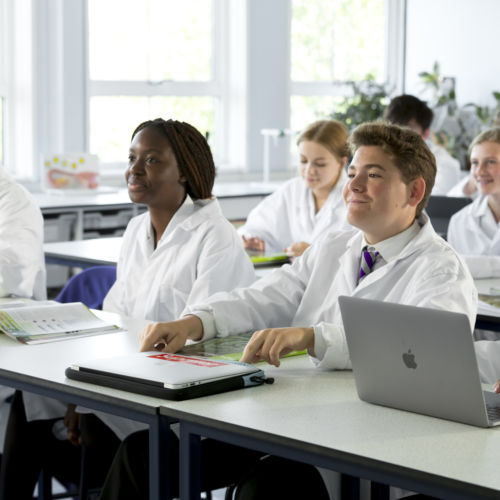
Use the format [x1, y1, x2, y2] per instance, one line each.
[132, 118, 215, 200]
[349, 122, 436, 216]
[469, 127, 500, 153]
[297, 119, 349, 162]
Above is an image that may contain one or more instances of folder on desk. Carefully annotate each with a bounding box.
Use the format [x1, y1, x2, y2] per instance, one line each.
[65, 351, 271, 400]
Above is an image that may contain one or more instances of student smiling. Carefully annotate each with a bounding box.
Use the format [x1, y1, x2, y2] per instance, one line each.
[447, 127, 500, 278]
[0, 118, 256, 500]
[239, 119, 350, 257]
[98, 122, 477, 500]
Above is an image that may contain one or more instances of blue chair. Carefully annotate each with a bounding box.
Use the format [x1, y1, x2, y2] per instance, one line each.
[55, 266, 117, 310]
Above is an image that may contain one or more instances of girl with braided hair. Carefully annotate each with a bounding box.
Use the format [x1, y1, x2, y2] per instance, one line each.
[103, 117, 255, 319]
[0, 118, 256, 500]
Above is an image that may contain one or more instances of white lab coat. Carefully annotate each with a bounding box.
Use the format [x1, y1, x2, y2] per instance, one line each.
[0, 169, 46, 451]
[189, 214, 477, 370]
[238, 172, 350, 253]
[0, 169, 46, 300]
[428, 142, 462, 195]
[103, 195, 256, 321]
[447, 195, 500, 278]
[23, 196, 256, 429]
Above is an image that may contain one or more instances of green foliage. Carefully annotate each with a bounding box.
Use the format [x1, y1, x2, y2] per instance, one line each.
[419, 61, 500, 167]
[330, 75, 391, 130]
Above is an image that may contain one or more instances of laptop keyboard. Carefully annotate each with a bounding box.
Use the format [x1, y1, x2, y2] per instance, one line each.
[486, 405, 500, 422]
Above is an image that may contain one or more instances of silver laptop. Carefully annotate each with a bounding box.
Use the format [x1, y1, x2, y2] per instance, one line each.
[66, 351, 269, 401]
[338, 296, 500, 427]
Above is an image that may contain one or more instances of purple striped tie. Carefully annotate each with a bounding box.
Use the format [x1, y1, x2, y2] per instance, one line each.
[359, 247, 379, 280]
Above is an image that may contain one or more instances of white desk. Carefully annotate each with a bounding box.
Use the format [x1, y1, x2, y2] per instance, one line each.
[44, 237, 123, 268]
[0, 312, 173, 500]
[43, 237, 281, 280]
[157, 356, 500, 499]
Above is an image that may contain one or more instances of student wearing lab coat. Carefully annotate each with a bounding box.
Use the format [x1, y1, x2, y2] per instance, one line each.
[97, 123, 477, 500]
[0, 168, 46, 300]
[0, 118, 256, 500]
[239, 119, 350, 257]
[0, 167, 46, 463]
[384, 94, 461, 195]
[447, 127, 500, 278]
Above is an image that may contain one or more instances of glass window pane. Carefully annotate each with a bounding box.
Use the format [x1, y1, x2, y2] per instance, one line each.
[291, 0, 385, 82]
[290, 95, 345, 135]
[89, 96, 215, 164]
[88, 0, 212, 81]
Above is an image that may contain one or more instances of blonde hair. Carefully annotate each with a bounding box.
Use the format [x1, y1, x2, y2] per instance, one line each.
[297, 120, 349, 162]
[469, 127, 500, 154]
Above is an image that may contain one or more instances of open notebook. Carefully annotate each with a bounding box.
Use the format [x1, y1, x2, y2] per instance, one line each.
[66, 351, 272, 400]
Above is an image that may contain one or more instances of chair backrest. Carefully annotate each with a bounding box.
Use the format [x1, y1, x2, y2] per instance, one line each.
[56, 266, 117, 310]
[425, 195, 473, 238]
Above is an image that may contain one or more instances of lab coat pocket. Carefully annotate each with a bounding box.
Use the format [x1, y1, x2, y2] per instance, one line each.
[158, 284, 190, 320]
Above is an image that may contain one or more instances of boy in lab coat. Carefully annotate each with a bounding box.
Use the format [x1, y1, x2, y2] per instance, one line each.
[384, 94, 461, 196]
[98, 122, 477, 499]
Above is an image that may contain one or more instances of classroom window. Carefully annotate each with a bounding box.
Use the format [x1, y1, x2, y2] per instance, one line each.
[90, 96, 215, 164]
[290, 0, 386, 133]
[88, 0, 221, 166]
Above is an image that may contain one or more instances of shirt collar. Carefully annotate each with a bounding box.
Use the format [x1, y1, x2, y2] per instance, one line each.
[360, 219, 421, 263]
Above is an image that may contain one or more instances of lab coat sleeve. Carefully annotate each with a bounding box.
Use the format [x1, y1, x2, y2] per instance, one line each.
[185, 247, 313, 341]
[238, 186, 288, 253]
[310, 323, 351, 370]
[0, 187, 45, 299]
[183, 219, 256, 308]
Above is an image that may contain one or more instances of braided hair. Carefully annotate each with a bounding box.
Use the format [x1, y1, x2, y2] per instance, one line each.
[131, 118, 215, 200]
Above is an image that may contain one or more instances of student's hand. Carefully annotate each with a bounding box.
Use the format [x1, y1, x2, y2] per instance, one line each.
[139, 315, 204, 353]
[64, 404, 82, 446]
[285, 241, 310, 258]
[463, 175, 477, 196]
[240, 327, 315, 367]
[242, 236, 265, 252]
[494, 379, 500, 394]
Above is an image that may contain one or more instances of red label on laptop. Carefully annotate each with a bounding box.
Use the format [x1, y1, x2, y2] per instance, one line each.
[147, 353, 226, 368]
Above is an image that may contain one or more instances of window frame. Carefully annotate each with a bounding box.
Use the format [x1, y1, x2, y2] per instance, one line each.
[289, 0, 406, 128]
[86, 0, 227, 171]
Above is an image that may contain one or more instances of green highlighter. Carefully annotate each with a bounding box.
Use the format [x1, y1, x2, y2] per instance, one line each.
[249, 253, 290, 265]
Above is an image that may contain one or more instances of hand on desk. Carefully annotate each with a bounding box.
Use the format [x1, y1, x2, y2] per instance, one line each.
[240, 327, 314, 367]
[285, 241, 310, 258]
[242, 236, 265, 252]
[64, 404, 81, 446]
[139, 315, 203, 353]
[494, 379, 500, 393]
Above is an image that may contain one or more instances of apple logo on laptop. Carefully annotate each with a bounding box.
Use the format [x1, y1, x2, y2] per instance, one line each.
[402, 349, 417, 369]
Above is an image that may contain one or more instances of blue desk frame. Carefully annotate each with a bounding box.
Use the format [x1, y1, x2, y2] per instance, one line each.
[0, 370, 173, 500]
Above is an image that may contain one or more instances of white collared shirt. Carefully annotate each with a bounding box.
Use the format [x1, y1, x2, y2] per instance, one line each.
[360, 220, 421, 275]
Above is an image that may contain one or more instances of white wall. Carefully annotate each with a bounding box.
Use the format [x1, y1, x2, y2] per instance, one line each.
[405, 0, 500, 107]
